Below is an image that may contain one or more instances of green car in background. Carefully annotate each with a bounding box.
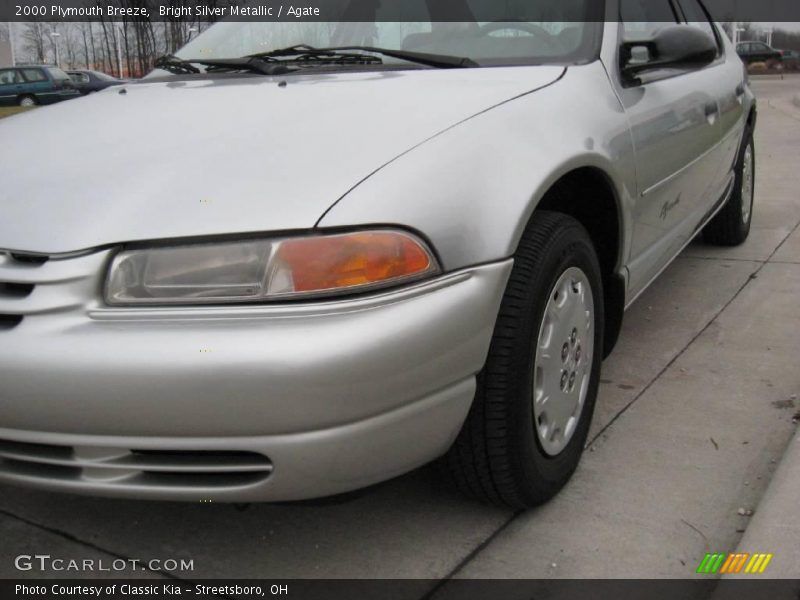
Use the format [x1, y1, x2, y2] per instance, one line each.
[0, 65, 81, 107]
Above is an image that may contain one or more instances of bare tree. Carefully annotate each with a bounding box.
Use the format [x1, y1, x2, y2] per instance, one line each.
[772, 29, 800, 52]
[11, 0, 236, 76]
[0, 23, 11, 67]
[21, 21, 48, 64]
[737, 22, 756, 42]
[79, 22, 91, 69]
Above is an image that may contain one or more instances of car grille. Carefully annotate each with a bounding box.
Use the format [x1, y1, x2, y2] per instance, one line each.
[0, 438, 273, 489]
[0, 249, 107, 330]
[0, 252, 39, 329]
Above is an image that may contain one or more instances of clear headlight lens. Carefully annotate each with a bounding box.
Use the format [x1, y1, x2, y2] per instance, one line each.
[105, 230, 440, 305]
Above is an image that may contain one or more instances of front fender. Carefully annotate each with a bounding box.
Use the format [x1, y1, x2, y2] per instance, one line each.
[318, 62, 637, 273]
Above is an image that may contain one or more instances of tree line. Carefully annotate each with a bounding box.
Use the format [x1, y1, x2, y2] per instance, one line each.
[770, 29, 800, 52]
[723, 22, 800, 51]
[10, 16, 800, 78]
[10, 1, 234, 77]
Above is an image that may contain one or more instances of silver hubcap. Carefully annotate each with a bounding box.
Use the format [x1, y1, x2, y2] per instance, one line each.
[533, 267, 595, 456]
[20, 97, 34, 107]
[741, 143, 754, 224]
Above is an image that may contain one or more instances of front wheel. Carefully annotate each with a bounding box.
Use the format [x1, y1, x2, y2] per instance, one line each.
[442, 211, 604, 508]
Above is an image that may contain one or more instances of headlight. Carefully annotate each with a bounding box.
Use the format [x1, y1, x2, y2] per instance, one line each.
[105, 230, 440, 305]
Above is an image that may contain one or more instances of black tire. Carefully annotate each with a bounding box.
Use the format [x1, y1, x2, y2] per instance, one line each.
[703, 128, 755, 246]
[17, 95, 37, 107]
[442, 211, 604, 508]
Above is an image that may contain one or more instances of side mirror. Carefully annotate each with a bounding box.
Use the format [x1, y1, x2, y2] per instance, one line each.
[621, 25, 717, 81]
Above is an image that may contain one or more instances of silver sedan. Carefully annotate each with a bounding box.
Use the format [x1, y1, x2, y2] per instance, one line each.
[0, 1, 756, 507]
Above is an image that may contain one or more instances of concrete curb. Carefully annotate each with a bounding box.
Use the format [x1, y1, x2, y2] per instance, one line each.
[722, 426, 800, 579]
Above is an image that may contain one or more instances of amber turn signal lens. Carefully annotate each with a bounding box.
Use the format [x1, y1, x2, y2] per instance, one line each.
[275, 231, 437, 294]
[106, 230, 440, 305]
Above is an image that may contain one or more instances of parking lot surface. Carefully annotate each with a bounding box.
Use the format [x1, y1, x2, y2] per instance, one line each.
[1, 77, 798, 588]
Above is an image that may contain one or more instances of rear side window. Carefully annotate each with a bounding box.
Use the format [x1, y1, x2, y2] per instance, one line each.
[46, 67, 71, 82]
[70, 73, 90, 84]
[678, 0, 721, 54]
[0, 69, 22, 85]
[21, 69, 47, 83]
[620, 0, 679, 37]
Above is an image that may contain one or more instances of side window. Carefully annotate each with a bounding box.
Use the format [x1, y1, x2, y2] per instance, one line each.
[0, 70, 21, 85]
[678, 0, 721, 55]
[620, 0, 679, 37]
[46, 67, 71, 82]
[21, 69, 47, 83]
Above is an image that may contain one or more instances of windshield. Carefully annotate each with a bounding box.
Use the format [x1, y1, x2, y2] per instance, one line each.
[173, 0, 602, 70]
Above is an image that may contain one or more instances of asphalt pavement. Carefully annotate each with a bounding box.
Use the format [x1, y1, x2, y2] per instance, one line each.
[0, 76, 798, 590]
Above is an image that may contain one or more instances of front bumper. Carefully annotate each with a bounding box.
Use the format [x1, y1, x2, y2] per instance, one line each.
[0, 249, 512, 501]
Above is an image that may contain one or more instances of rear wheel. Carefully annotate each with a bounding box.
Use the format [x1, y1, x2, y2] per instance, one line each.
[442, 211, 604, 508]
[703, 129, 755, 246]
[18, 95, 37, 107]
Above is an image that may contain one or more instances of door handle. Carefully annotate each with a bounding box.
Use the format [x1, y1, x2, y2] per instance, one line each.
[735, 84, 745, 104]
[704, 102, 719, 125]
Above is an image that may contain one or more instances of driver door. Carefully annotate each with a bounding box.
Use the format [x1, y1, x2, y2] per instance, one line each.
[614, 0, 724, 297]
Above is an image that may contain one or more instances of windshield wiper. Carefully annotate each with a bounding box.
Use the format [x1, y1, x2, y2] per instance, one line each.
[153, 55, 295, 76]
[154, 44, 477, 77]
[248, 44, 479, 69]
[153, 55, 199, 75]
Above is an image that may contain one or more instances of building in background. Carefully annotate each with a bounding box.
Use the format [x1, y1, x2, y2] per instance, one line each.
[0, 23, 13, 67]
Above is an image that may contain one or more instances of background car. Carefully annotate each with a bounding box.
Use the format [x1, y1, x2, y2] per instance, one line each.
[779, 49, 800, 70]
[67, 70, 127, 95]
[0, 66, 81, 107]
[736, 41, 783, 67]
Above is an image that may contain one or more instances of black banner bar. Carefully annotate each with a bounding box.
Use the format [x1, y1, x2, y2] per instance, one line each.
[2, 0, 800, 23]
[2, 579, 800, 600]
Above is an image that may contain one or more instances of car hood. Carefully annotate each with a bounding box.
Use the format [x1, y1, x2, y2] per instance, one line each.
[0, 66, 563, 254]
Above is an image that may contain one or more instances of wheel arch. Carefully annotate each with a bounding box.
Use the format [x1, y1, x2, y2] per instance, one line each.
[745, 104, 757, 134]
[530, 166, 627, 358]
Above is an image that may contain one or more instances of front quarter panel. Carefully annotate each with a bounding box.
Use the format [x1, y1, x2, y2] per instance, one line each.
[319, 62, 636, 273]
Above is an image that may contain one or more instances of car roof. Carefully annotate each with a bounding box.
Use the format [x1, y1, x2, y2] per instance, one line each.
[68, 69, 117, 77]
